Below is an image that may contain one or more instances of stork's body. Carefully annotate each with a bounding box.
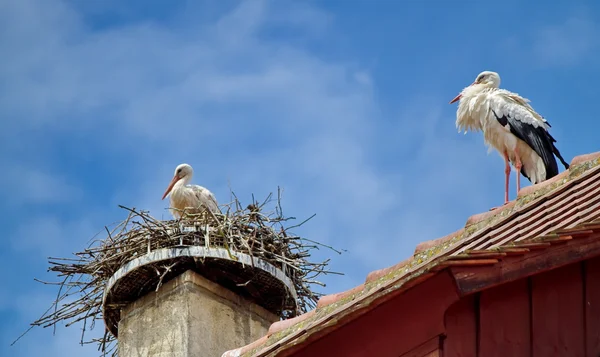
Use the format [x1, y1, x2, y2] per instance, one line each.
[162, 163, 219, 219]
[450, 71, 569, 205]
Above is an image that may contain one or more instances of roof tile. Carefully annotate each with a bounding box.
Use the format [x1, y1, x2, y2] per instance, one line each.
[222, 335, 269, 357]
[518, 170, 569, 198]
[465, 200, 517, 226]
[364, 257, 412, 285]
[414, 228, 465, 255]
[316, 283, 365, 309]
[570, 151, 600, 167]
[267, 310, 316, 337]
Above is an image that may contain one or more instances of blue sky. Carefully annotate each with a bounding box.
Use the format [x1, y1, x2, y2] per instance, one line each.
[1, 0, 599, 355]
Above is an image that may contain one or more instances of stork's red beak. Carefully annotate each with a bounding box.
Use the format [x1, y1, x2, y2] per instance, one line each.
[449, 94, 462, 104]
[162, 175, 181, 200]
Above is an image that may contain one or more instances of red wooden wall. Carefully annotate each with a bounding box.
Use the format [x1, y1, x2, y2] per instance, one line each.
[288, 257, 600, 357]
[444, 257, 600, 357]
[291, 272, 459, 357]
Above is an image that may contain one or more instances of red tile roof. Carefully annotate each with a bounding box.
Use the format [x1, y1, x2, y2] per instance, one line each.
[222, 151, 600, 357]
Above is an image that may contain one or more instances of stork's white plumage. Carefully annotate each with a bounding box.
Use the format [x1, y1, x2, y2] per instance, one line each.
[161, 163, 219, 219]
[449, 71, 569, 205]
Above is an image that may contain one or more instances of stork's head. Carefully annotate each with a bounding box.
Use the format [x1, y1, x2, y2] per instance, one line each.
[473, 71, 501, 88]
[162, 163, 194, 200]
[449, 71, 501, 104]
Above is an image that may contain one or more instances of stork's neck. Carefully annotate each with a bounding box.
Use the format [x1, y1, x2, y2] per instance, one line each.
[455, 84, 493, 133]
[175, 175, 192, 188]
[461, 83, 492, 100]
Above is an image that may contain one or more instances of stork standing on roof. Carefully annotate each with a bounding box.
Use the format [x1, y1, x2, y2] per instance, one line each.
[161, 163, 219, 219]
[449, 71, 569, 205]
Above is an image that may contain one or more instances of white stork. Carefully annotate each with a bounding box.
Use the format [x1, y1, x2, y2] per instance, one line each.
[449, 71, 569, 205]
[161, 163, 220, 219]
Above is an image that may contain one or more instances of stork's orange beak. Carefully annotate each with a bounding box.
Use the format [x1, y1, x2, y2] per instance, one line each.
[162, 175, 180, 200]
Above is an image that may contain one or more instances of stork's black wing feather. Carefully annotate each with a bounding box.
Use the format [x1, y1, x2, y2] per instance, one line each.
[491, 109, 567, 181]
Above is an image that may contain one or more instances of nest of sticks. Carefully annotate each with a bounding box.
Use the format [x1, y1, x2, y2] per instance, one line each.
[18, 188, 342, 356]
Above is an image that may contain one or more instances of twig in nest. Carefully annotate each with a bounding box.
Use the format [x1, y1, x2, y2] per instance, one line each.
[156, 262, 179, 292]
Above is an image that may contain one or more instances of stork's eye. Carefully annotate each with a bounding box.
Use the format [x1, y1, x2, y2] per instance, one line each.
[177, 169, 182, 174]
[477, 75, 485, 82]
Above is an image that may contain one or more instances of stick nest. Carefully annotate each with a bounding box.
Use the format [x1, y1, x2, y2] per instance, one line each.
[19, 188, 342, 356]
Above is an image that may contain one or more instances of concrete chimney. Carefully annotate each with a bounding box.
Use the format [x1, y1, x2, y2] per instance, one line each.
[117, 270, 277, 356]
[102, 246, 297, 357]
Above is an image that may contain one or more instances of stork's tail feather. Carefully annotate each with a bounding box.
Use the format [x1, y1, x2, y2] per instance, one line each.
[552, 145, 570, 170]
[546, 132, 569, 170]
[520, 166, 531, 182]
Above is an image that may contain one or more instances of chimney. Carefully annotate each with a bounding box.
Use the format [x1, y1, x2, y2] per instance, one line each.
[103, 245, 297, 357]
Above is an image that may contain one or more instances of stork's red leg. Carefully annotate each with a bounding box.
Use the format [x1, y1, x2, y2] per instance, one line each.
[514, 149, 523, 195]
[491, 152, 512, 211]
[503, 151, 511, 204]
